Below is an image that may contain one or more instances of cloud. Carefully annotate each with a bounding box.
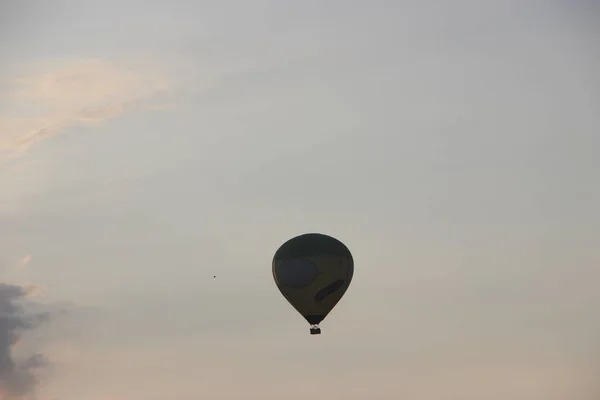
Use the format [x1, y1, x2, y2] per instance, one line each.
[0, 58, 172, 159]
[0, 283, 51, 400]
[14, 257, 31, 269]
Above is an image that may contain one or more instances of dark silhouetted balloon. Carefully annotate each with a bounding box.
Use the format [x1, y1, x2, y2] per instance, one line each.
[272, 233, 354, 335]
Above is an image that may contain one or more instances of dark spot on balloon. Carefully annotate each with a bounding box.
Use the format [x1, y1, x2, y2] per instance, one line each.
[314, 279, 345, 302]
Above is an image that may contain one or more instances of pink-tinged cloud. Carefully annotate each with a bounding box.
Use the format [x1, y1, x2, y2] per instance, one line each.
[16, 255, 31, 268]
[0, 59, 172, 158]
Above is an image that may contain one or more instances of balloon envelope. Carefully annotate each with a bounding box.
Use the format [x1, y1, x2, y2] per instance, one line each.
[272, 233, 354, 334]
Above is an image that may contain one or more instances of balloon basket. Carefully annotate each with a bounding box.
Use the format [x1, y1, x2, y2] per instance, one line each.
[310, 325, 321, 335]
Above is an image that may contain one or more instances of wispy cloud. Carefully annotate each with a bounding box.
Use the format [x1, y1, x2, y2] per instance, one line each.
[14, 256, 31, 269]
[0, 58, 172, 158]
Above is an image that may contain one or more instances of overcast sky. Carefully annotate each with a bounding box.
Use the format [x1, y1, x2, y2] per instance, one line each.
[1, 1, 599, 399]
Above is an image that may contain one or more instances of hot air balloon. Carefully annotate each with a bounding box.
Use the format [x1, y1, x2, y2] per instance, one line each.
[272, 233, 354, 335]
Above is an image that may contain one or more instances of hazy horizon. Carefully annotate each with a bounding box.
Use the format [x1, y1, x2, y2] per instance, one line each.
[1, 1, 599, 399]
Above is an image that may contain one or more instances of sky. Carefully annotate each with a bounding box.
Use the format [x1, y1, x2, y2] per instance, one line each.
[0, 0, 599, 399]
